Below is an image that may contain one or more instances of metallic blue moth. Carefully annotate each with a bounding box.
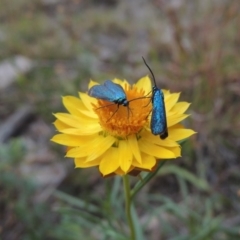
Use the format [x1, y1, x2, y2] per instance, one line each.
[88, 80, 128, 106]
[88, 80, 130, 119]
[142, 57, 168, 139]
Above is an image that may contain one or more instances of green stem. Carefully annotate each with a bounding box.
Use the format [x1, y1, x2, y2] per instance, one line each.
[123, 175, 136, 240]
[131, 161, 166, 200]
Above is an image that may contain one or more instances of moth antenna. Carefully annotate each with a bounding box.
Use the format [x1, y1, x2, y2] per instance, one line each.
[142, 57, 157, 86]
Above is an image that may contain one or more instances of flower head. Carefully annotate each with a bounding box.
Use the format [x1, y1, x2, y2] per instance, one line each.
[51, 76, 195, 176]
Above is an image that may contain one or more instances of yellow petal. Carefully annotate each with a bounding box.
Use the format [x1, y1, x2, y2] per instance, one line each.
[60, 125, 101, 135]
[74, 157, 100, 168]
[165, 93, 180, 112]
[127, 135, 141, 164]
[118, 140, 133, 173]
[88, 79, 99, 89]
[86, 135, 116, 161]
[66, 146, 89, 158]
[53, 116, 99, 133]
[132, 153, 156, 170]
[171, 102, 190, 114]
[135, 76, 152, 93]
[63, 97, 98, 119]
[168, 128, 196, 141]
[139, 139, 176, 159]
[66, 135, 115, 159]
[53, 119, 71, 131]
[163, 146, 181, 157]
[141, 130, 180, 147]
[51, 134, 95, 146]
[62, 96, 87, 117]
[167, 114, 189, 127]
[54, 113, 84, 128]
[113, 78, 127, 87]
[78, 109, 98, 119]
[162, 89, 170, 96]
[169, 123, 184, 129]
[79, 92, 97, 112]
[99, 147, 119, 176]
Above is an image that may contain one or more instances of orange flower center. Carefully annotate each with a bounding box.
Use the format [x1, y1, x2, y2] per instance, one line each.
[92, 84, 152, 138]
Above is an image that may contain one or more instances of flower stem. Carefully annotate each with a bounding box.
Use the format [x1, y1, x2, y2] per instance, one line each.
[131, 161, 166, 200]
[123, 175, 136, 240]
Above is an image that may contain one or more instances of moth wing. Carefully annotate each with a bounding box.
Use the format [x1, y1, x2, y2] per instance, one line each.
[88, 84, 116, 102]
[150, 89, 167, 136]
[104, 80, 126, 100]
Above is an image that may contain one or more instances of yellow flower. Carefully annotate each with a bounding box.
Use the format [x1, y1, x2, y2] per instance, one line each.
[51, 76, 195, 177]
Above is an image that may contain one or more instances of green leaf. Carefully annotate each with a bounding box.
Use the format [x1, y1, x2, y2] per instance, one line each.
[158, 165, 210, 191]
[54, 190, 100, 214]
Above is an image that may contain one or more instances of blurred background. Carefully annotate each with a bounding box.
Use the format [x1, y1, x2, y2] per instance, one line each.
[0, 0, 240, 239]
